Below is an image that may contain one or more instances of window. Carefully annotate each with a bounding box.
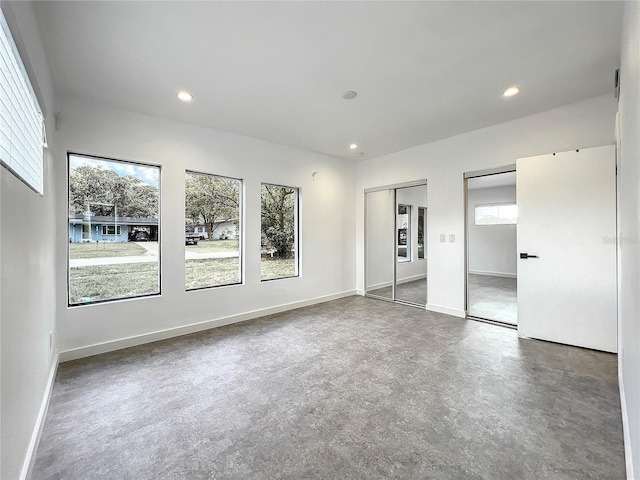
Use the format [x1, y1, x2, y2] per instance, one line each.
[418, 207, 426, 259]
[102, 225, 121, 236]
[397, 204, 410, 262]
[185, 171, 242, 290]
[0, 10, 44, 194]
[475, 203, 517, 225]
[261, 183, 299, 280]
[68, 153, 160, 306]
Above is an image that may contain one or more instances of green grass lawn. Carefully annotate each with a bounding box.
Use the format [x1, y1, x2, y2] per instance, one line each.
[261, 257, 297, 280]
[186, 257, 240, 290]
[186, 239, 239, 254]
[69, 241, 148, 259]
[69, 253, 296, 303]
[69, 262, 159, 304]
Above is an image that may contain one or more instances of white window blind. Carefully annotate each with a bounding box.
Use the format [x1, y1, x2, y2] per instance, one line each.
[0, 9, 44, 194]
[475, 203, 517, 225]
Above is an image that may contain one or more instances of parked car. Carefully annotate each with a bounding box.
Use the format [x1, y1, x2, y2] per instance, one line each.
[134, 230, 150, 241]
[185, 230, 199, 245]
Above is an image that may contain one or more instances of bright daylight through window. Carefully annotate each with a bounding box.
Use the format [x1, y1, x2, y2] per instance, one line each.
[0, 9, 44, 194]
[475, 203, 517, 226]
[261, 184, 299, 280]
[185, 171, 242, 290]
[68, 154, 160, 305]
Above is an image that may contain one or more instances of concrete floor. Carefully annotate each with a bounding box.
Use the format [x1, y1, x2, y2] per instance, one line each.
[468, 274, 517, 325]
[33, 296, 624, 479]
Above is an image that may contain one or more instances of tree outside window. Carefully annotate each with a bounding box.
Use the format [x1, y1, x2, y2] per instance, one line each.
[261, 184, 299, 280]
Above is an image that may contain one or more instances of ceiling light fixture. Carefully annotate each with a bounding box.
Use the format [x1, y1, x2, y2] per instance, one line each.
[503, 86, 520, 97]
[349, 143, 358, 150]
[177, 90, 193, 102]
[343, 91, 358, 100]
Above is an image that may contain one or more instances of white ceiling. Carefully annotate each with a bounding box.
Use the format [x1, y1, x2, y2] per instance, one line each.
[468, 171, 516, 190]
[32, 1, 623, 161]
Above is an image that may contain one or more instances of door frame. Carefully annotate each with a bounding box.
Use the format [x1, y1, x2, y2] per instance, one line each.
[463, 164, 516, 327]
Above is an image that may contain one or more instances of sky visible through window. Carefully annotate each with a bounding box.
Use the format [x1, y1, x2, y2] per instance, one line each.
[69, 155, 158, 187]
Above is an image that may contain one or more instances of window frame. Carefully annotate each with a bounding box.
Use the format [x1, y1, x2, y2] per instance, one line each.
[67, 152, 162, 307]
[417, 206, 426, 260]
[0, 8, 45, 195]
[474, 202, 517, 226]
[397, 203, 411, 263]
[101, 225, 122, 236]
[184, 169, 244, 292]
[260, 182, 300, 282]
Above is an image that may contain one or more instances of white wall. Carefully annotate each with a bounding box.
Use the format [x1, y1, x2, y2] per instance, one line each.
[0, 2, 57, 479]
[467, 185, 517, 277]
[618, 2, 640, 478]
[356, 94, 616, 317]
[53, 97, 356, 357]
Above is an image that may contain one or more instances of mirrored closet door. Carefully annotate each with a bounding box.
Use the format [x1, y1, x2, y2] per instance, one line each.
[365, 181, 427, 307]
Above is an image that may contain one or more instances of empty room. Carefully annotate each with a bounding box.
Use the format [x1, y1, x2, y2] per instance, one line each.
[1, 1, 639, 479]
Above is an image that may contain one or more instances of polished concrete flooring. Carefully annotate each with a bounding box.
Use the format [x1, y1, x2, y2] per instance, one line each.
[33, 296, 624, 479]
[468, 274, 517, 325]
[368, 278, 427, 305]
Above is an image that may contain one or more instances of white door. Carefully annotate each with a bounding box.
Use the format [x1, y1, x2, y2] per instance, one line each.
[516, 145, 617, 352]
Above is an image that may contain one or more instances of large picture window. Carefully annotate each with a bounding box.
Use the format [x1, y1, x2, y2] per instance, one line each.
[185, 171, 242, 290]
[261, 183, 299, 281]
[68, 153, 160, 306]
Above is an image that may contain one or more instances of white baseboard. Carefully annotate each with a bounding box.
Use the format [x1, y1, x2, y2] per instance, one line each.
[21, 353, 59, 480]
[59, 290, 356, 362]
[365, 280, 392, 291]
[426, 303, 466, 318]
[396, 274, 427, 285]
[619, 370, 636, 480]
[365, 274, 426, 292]
[468, 270, 517, 279]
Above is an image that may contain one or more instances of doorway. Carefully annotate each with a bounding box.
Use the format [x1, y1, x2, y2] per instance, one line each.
[465, 169, 517, 326]
[365, 181, 427, 307]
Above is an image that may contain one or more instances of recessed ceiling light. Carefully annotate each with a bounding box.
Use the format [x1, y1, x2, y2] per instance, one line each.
[349, 143, 358, 150]
[177, 91, 193, 102]
[503, 86, 520, 97]
[343, 91, 358, 100]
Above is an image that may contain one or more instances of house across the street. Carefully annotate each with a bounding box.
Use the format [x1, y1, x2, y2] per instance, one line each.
[192, 220, 238, 240]
[69, 215, 159, 242]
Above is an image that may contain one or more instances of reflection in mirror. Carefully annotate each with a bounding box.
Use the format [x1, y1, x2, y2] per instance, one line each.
[397, 204, 410, 262]
[395, 185, 427, 306]
[365, 189, 394, 299]
[418, 207, 426, 259]
[466, 172, 517, 325]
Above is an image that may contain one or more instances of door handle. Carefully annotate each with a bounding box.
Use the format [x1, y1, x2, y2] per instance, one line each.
[520, 253, 539, 259]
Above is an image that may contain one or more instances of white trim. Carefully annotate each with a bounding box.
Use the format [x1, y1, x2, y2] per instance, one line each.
[20, 354, 59, 480]
[397, 273, 427, 285]
[59, 291, 356, 362]
[619, 370, 636, 480]
[365, 274, 426, 293]
[468, 270, 517, 279]
[464, 164, 516, 179]
[426, 303, 466, 318]
[364, 179, 427, 194]
[365, 280, 393, 291]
